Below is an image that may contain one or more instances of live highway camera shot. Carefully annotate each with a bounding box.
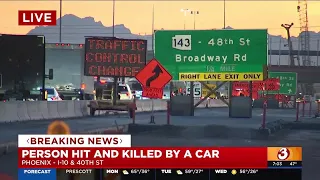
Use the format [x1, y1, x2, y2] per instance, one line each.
[2, 1, 320, 180]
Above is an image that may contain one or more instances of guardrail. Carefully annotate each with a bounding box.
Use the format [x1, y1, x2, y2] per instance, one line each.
[0, 99, 227, 123]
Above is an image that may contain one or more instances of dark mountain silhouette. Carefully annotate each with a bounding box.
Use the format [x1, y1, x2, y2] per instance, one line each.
[27, 14, 320, 51]
[27, 14, 153, 49]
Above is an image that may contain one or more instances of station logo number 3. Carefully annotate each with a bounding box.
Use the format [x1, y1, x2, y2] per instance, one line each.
[172, 35, 192, 50]
[277, 147, 290, 160]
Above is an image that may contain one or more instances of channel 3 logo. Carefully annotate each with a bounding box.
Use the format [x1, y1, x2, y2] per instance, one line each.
[267, 147, 302, 161]
[277, 147, 290, 160]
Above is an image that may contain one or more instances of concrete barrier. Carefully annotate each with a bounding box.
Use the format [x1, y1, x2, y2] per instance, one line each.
[0, 102, 19, 122]
[298, 101, 320, 117]
[27, 101, 43, 120]
[17, 101, 30, 121]
[47, 101, 59, 119]
[0, 99, 227, 123]
[66, 100, 76, 118]
[39, 101, 49, 119]
[74, 100, 83, 117]
[80, 100, 89, 116]
[57, 101, 69, 118]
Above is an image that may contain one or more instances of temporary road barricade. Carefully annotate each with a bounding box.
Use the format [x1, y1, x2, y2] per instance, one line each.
[0, 99, 227, 123]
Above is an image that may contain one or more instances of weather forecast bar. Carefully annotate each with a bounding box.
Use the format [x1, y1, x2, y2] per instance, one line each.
[18, 168, 301, 180]
[115, 168, 302, 180]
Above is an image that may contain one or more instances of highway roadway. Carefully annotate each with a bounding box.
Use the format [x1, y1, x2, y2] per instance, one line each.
[0, 108, 297, 144]
[0, 108, 319, 180]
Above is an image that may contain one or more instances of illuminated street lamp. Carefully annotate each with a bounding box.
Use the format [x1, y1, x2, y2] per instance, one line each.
[180, 9, 191, 29]
[190, 10, 200, 30]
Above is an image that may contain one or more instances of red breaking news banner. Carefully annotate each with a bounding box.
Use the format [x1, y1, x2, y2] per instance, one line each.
[19, 147, 267, 169]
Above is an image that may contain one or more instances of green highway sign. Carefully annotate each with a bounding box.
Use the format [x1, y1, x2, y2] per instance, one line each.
[268, 72, 297, 95]
[154, 29, 268, 81]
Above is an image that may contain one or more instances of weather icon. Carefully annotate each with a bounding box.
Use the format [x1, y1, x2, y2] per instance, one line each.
[122, 170, 129, 175]
[176, 170, 183, 175]
[231, 169, 237, 175]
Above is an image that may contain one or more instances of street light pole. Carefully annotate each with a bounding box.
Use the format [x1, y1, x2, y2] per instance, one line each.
[152, 4, 155, 58]
[180, 9, 190, 29]
[223, 0, 226, 29]
[190, 10, 199, 30]
[112, 0, 118, 105]
[59, 0, 62, 42]
[112, 0, 115, 37]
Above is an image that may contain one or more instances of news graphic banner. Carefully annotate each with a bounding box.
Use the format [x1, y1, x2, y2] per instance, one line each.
[84, 37, 147, 77]
[154, 29, 268, 81]
[18, 135, 302, 180]
[18, 10, 57, 26]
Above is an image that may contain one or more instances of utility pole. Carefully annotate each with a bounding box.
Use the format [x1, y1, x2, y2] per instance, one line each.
[281, 23, 296, 66]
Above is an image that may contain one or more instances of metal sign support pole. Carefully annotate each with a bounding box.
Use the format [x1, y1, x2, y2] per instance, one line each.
[0, 74, 2, 88]
[190, 82, 194, 116]
[150, 98, 155, 123]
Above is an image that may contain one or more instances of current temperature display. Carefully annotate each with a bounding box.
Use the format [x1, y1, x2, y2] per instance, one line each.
[184, 169, 204, 174]
[119, 168, 301, 180]
[120, 169, 154, 180]
[157, 169, 209, 180]
[130, 169, 150, 174]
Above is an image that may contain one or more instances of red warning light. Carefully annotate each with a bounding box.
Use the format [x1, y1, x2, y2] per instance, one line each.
[81, 83, 86, 89]
[67, 44, 70, 46]
[61, 43, 65, 46]
[79, 44, 83, 48]
[55, 43, 59, 46]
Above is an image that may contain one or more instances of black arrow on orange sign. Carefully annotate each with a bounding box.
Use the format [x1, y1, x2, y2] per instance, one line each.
[146, 65, 163, 87]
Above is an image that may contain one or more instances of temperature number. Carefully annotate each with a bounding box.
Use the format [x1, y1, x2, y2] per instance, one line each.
[130, 169, 150, 174]
[184, 169, 204, 174]
[240, 169, 258, 174]
[290, 162, 298, 166]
